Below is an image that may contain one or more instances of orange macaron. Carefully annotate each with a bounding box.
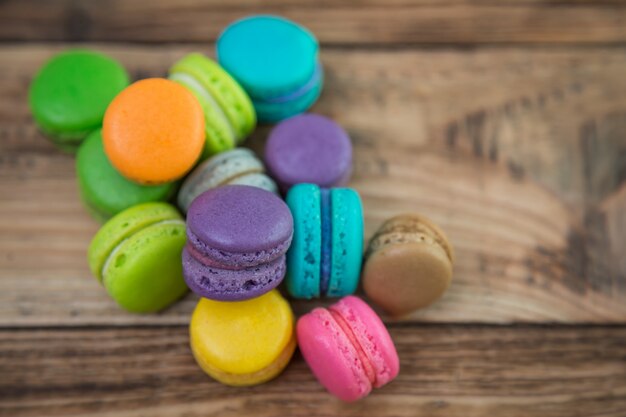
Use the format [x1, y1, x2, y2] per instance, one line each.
[103, 78, 205, 184]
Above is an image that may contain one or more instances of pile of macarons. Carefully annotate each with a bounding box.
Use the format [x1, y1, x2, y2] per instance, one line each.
[29, 15, 455, 402]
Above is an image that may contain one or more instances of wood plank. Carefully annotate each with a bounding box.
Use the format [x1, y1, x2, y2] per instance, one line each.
[0, 325, 625, 416]
[1, 44, 626, 325]
[1, 0, 626, 45]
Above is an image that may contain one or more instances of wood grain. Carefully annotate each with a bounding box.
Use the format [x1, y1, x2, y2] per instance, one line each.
[1, 0, 626, 45]
[1, 325, 625, 417]
[1, 44, 625, 325]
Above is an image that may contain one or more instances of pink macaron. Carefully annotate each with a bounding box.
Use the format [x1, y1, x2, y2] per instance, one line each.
[297, 296, 399, 401]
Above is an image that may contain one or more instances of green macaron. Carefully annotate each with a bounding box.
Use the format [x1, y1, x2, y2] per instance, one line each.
[168, 53, 256, 159]
[29, 49, 129, 152]
[88, 203, 188, 313]
[76, 129, 178, 223]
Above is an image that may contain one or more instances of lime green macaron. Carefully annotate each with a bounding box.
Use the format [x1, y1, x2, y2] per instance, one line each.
[29, 49, 129, 152]
[88, 203, 188, 313]
[168, 53, 256, 159]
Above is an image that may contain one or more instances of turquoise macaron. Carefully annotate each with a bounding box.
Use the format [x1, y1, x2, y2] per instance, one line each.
[217, 15, 323, 123]
[285, 183, 363, 299]
[76, 129, 178, 222]
[29, 49, 129, 152]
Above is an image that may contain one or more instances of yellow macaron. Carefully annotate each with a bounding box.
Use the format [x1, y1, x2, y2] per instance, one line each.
[189, 290, 296, 386]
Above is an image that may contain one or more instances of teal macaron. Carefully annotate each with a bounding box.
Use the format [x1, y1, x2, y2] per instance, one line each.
[285, 183, 363, 299]
[87, 203, 188, 313]
[76, 130, 178, 222]
[217, 15, 323, 123]
[29, 49, 129, 152]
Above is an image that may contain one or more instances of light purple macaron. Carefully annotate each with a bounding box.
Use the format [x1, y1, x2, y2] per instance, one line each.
[264, 113, 352, 192]
[183, 185, 293, 301]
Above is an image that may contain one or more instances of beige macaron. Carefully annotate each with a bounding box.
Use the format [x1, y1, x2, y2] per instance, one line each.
[362, 213, 454, 316]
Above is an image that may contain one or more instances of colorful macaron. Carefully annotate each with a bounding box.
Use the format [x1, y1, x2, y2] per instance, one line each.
[103, 78, 205, 184]
[76, 129, 177, 222]
[217, 15, 323, 122]
[29, 49, 129, 152]
[87, 203, 188, 313]
[177, 148, 277, 213]
[363, 213, 454, 316]
[285, 183, 363, 299]
[190, 290, 296, 386]
[265, 114, 352, 192]
[168, 53, 256, 158]
[297, 296, 399, 402]
[183, 185, 293, 301]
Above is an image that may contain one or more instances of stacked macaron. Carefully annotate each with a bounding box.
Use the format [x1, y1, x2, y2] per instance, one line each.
[29, 14, 456, 402]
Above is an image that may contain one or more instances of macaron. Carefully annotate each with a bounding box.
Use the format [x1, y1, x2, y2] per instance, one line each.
[87, 202, 188, 313]
[103, 78, 205, 185]
[168, 53, 256, 159]
[76, 129, 177, 222]
[217, 15, 323, 122]
[183, 185, 293, 301]
[265, 114, 352, 192]
[297, 296, 399, 402]
[190, 290, 296, 386]
[363, 213, 454, 316]
[177, 148, 277, 213]
[285, 183, 363, 299]
[29, 49, 129, 152]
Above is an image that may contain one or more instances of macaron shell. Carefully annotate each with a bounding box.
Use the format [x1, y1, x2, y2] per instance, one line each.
[217, 15, 319, 98]
[103, 221, 188, 313]
[182, 247, 286, 301]
[297, 307, 371, 401]
[169, 53, 256, 140]
[265, 113, 351, 192]
[363, 241, 453, 315]
[103, 78, 205, 184]
[228, 172, 278, 195]
[189, 290, 295, 385]
[327, 188, 363, 297]
[29, 49, 129, 146]
[76, 130, 176, 222]
[88, 203, 182, 282]
[191, 328, 296, 386]
[186, 185, 293, 257]
[371, 213, 455, 263]
[331, 296, 399, 387]
[285, 183, 321, 299]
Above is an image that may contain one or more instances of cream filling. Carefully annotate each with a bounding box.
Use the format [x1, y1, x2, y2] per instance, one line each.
[100, 219, 186, 285]
[169, 72, 237, 141]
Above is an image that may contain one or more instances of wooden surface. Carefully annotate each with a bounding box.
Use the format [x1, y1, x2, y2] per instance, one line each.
[1, 1, 626, 416]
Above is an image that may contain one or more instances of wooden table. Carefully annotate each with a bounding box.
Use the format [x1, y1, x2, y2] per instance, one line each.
[1, 1, 626, 416]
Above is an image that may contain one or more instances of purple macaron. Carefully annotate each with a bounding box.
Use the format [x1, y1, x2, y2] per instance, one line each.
[264, 113, 352, 192]
[183, 185, 293, 301]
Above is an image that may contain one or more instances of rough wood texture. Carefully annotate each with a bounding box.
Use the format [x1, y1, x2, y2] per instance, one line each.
[1, 0, 626, 45]
[1, 44, 626, 326]
[1, 325, 625, 417]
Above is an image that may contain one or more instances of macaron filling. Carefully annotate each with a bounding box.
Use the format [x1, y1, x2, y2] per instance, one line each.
[258, 63, 323, 104]
[319, 188, 333, 295]
[186, 228, 292, 268]
[100, 218, 186, 285]
[328, 308, 377, 386]
[169, 72, 237, 142]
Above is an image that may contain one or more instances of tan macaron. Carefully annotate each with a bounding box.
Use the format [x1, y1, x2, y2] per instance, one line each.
[363, 213, 454, 316]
